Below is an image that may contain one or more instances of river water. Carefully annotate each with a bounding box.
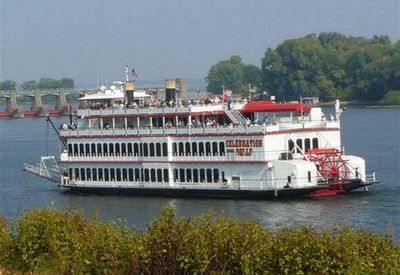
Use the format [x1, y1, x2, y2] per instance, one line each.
[0, 107, 399, 240]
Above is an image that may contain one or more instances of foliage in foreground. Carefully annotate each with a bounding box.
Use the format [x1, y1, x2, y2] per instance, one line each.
[0, 207, 399, 274]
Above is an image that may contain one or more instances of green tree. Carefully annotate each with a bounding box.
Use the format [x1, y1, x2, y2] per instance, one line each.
[0, 80, 17, 91]
[261, 32, 400, 102]
[37, 78, 62, 90]
[206, 55, 245, 94]
[21, 80, 38, 90]
[61, 78, 74, 89]
[242, 64, 262, 90]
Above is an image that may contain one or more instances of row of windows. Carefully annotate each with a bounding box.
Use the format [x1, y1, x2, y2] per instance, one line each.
[172, 142, 225, 156]
[67, 141, 227, 157]
[172, 168, 226, 183]
[69, 167, 169, 182]
[68, 142, 168, 157]
[288, 138, 319, 153]
[69, 167, 225, 184]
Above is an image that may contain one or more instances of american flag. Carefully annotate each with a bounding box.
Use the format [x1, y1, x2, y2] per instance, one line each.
[223, 89, 233, 102]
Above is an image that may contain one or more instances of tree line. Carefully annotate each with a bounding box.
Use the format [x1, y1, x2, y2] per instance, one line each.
[0, 78, 75, 91]
[206, 32, 400, 102]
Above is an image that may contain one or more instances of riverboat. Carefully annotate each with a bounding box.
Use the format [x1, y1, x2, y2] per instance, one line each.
[24, 70, 378, 198]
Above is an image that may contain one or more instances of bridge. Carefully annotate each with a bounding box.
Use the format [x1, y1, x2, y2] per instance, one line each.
[0, 89, 81, 118]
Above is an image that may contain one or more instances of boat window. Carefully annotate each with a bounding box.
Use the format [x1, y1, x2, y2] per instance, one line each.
[186, 169, 192, 182]
[68, 144, 73, 156]
[200, 169, 205, 182]
[308, 171, 311, 183]
[74, 144, 78, 156]
[163, 169, 169, 182]
[86, 168, 91, 180]
[97, 143, 102, 156]
[212, 142, 218, 156]
[144, 169, 149, 182]
[128, 169, 134, 181]
[162, 143, 168, 156]
[172, 142, 177, 156]
[80, 168, 85, 181]
[219, 142, 225, 156]
[222, 171, 227, 182]
[192, 143, 198, 156]
[173, 169, 178, 182]
[127, 143, 132, 156]
[296, 139, 303, 153]
[206, 169, 212, 183]
[79, 144, 84, 156]
[140, 169, 144, 181]
[98, 168, 103, 181]
[143, 143, 149, 157]
[139, 143, 143, 157]
[199, 142, 204, 156]
[305, 138, 311, 152]
[185, 142, 191, 156]
[91, 143, 96, 156]
[91, 168, 97, 181]
[104, 168, 109, 181]
[151, 169, 156, 182]
[122, 143, 127, 156]
[134, 143, 139, 156]
[157, 169, 162, 182]
[179, 142, 184, 156]
[122, 168, 127, 181]
[115, 143, 120, 156]
[179, 169, 185, 182]
[193, 169, 199, 182]
[150, 143, 155, 157]
[135, 168, 140, 181]
[206, 142, 211, 156]
[288, 140, 294, 153]
[85, 144, 90, 156]
[109, 143, 114, 156]
[74, 168, 79, 180]
[312, 138, 319, 149]
[69, 168, 73, 180]
[156, 143, 161, 157]
[287, 176, 291, 183]
[103, 143, 108, 156]
[110, 168, 115, 181]
[213, 169, 219, 182]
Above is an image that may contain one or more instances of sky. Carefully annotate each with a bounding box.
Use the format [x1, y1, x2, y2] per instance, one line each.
[0, 0, 399, 86]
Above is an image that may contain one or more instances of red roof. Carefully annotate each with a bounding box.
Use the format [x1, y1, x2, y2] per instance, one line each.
[241, 100, 311, 113]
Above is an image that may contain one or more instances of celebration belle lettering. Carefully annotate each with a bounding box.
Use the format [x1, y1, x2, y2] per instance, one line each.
[226, 139, 263, 156]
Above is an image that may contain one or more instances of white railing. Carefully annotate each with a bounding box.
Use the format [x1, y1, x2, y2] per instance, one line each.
[63, 153, 265, 163]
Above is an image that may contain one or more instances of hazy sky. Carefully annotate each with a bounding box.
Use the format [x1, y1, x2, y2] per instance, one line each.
[1, 0, 399, 86]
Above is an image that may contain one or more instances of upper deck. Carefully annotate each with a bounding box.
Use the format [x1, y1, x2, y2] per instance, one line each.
[60, 102, 340, 138]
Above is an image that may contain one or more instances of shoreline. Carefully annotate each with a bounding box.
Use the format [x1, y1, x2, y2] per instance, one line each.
[316, 100, 400, 108]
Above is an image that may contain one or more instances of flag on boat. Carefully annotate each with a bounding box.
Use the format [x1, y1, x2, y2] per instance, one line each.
[131, 68, 138, 77]
[223, 88, 233, 102]
[249, 84, 257, 93]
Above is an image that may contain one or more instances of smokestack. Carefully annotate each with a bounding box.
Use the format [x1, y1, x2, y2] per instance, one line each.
[164, 79, 177, 102]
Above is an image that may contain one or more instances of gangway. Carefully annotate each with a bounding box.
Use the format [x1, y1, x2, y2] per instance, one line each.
[24, 156, 61, 183]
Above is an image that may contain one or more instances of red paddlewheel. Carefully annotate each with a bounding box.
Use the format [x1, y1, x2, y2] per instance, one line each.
[305, 148, 350, 189]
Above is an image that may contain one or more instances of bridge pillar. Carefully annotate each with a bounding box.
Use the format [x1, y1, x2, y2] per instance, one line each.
[55, 90, 69, 115]
[5, 91, 24, 118]
[31, 91, 48, 117]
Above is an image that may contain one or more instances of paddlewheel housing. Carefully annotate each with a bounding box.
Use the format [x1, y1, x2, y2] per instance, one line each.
[305, 148, 351, 197]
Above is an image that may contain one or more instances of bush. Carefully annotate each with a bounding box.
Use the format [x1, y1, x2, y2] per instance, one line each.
[380, 90, 400, 105]
[0, 207, 399, 274]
